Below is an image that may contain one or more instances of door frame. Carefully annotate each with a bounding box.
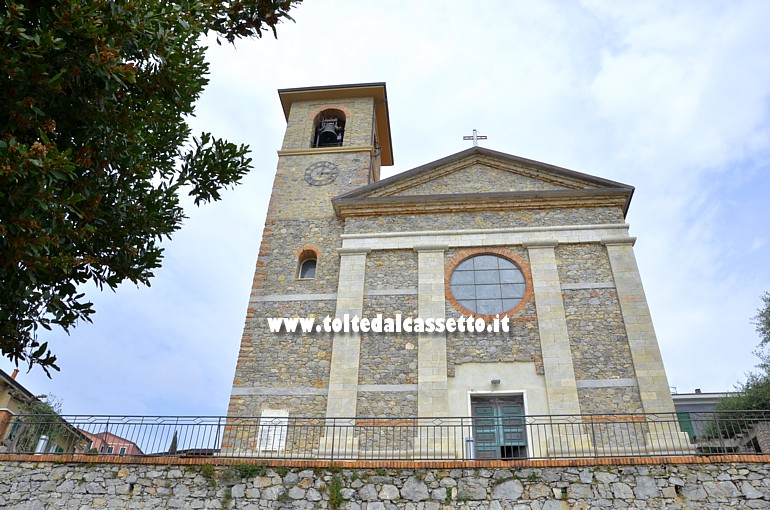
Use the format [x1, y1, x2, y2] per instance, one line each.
[466, 390, 532, 459]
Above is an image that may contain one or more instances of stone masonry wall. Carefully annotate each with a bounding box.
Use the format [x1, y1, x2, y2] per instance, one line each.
[445, 320, 542, 379]
[360, 295, 419, 386]
[555, 244, 614, 285]
[357, 392, 417, 418]
[232, 95, 378, 423]
[555, 243, 644, 414]
[358, 292, 419, 418]
[268, 153, 371, 223]
[237, 301, 335, 389]
[444, 247, 542, 377]
[227, 395, 328, 422]
[577, 386, 644, 415]
[228, 298, 334, 420]
[3, 459, 770, 509]
[358, 330, 418, 386]
[344, 207, 625, 234]
[282, 97, 375, 151]
[251, 218, 342, 297]
[358, 251, 418, 419]
[391, 164, 564, 196]
[563, 289, 635, 380]
[365, 251, 418, 291]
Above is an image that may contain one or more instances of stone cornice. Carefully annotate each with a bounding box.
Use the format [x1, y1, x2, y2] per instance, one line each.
[333, 188, 631, 218]
[277, 146, 375, 158]
[413, 244, 448, 252]
[523, 240, 559, 249]
[339, 223, 630, 251]
[602, 236, 637, 247]
[341, 223, 629, 240]
[337, 247, 371, 255]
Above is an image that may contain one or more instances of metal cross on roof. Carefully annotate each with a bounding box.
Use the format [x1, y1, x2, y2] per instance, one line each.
[463, 129, 487, 147]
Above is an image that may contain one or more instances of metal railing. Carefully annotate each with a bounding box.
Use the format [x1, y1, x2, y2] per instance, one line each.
[1, 411, 768, 460]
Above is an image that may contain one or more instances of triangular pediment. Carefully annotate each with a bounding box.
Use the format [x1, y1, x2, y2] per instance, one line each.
[333, 147, 634, 217]
[387, 162, 569, 196]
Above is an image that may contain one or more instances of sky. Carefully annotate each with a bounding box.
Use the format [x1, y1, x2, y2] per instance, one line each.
[4, 0, 770, 416]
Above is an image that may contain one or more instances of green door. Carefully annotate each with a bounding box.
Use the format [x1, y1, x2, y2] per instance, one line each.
[471, 395, 527, 459]
[677, 412, 695, 439]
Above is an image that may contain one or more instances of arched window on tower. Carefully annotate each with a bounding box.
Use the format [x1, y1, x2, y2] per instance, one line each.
[312, 109, 346, 148]
[297, 249, 318, 279]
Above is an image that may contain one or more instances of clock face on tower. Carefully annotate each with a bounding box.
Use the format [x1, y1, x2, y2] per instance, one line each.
[304, 161, 339, 186]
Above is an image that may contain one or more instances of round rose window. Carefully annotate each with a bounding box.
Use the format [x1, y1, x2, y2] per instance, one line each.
[449, 254, 526, 315]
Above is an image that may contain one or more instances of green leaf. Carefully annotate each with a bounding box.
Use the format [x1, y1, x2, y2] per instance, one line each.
[0, 0, 303, 374]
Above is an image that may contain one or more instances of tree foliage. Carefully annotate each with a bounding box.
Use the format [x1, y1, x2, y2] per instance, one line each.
[6, 393, 66, 453]
[0, 0, 301, 374]
[753, 291, 770, 350]
[716, 293, 770, 412]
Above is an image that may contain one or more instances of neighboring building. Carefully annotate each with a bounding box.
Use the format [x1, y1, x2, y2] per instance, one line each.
[0, 369, 29, 436]
[0, 368, 85, 454]
[77, 429, 143, 456]
[226, 83, 688, 458]
[672, 389, 770, 454]
[672, 389, 733, 439]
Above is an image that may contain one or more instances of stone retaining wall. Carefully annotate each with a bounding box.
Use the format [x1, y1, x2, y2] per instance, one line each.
[2, 458, 770, 509]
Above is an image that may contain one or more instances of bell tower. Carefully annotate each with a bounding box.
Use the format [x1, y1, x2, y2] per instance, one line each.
[226, 84, 393, 427]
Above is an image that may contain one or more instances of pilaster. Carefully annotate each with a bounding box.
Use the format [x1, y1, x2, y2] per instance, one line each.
[415, 245, 450, 418]
[414, 245, 453, 456]
[325, 248, 369, 419]
[602, 237, 676, 414]
[526, 241, 595, 455]
[525, 241, 583, 416]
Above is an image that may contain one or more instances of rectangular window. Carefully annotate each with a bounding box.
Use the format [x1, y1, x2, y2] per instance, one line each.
[107, 446, 114, 454]
[7, 419, 21, 440]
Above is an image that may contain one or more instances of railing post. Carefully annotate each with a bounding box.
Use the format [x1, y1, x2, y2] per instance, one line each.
[103, 416, 110, 454]
[214, 417, 221, 452]
[716, 412, 726, 453]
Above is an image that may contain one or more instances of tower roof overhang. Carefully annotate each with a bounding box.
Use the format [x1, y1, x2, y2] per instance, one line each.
[278, 83, 394, 166]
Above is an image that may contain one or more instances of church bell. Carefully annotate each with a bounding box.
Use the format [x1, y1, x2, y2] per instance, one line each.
[316, 118, 341, 147]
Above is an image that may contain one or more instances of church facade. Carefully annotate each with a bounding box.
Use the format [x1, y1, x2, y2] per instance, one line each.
[226, 83, 685, 458]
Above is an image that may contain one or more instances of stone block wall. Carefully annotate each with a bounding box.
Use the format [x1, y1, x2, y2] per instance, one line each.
[344, 207, 626, 234]
[365, 251, 418, 291]
[555, 243, 644, 415]
[443, 246, 541, 378]
[282, 97, 375, 151]
[357, 392, 417, 418]
[556, 244, 615, 285]
[358, 261, 419, 417]
[235, 300, 335, 387]
[251, 219, 343, 296]
[2, 458, 770, 509]
[268, 153, 371, 221]
[563, 288, 633, 379]
[359, 297, 418, 373]
[391, 163, 564, 196]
